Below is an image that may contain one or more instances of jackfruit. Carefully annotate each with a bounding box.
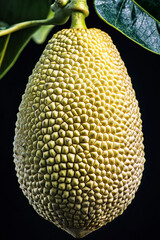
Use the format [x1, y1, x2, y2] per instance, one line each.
[13, 28, 145, 238]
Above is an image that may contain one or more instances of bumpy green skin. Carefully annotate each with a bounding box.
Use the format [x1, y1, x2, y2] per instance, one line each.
[13, 28, 145, 238]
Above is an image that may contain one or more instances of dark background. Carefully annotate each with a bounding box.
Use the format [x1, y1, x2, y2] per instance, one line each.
[1, 2, 159, 240]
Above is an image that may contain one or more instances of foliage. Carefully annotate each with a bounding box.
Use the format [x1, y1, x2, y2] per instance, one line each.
[0, 0, 52, 79]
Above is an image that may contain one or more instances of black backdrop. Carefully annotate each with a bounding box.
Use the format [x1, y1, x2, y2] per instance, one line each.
[1, 2, 159, 240]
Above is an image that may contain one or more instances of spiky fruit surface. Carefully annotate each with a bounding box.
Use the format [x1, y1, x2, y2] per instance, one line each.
[13, 28, 145, 238]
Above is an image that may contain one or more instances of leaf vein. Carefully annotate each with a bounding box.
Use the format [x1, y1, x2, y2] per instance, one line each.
[0, 34, 11, 68]
[115, 0, 126, 26]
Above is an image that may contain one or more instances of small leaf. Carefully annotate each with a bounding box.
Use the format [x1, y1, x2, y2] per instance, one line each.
[32, 9, 55, 44]
[132, 0, 160, 22]
[0, 0, 52, 79]
[0, 29, 37, 79]
[94, 0, 160, 54]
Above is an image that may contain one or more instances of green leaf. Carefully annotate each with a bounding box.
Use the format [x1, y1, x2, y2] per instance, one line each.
[94, 0, 160, 54]
[32, 9, 55, 44]
[0, 0, 51, 79]
[132, 0, 160, 22]
[0, 0, 51, 24]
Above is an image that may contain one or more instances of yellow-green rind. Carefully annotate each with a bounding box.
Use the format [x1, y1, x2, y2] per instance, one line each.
[13, 28, 145, 238]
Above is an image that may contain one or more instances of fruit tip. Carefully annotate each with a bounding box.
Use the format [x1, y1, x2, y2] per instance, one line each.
[63, 227, 92, 238]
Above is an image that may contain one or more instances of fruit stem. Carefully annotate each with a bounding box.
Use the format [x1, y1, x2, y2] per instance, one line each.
[70, 11, 87, 29]
[70, 0, 89, 29]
